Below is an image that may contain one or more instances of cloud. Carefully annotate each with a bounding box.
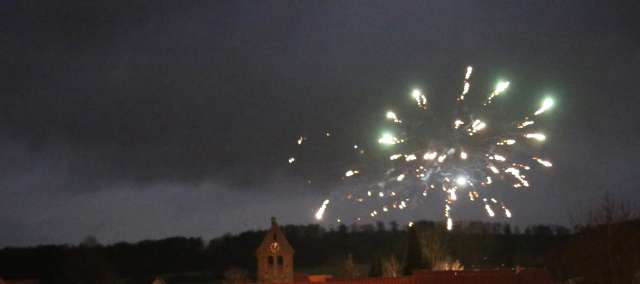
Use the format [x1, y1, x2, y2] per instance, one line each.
[0, 173, 322, 247]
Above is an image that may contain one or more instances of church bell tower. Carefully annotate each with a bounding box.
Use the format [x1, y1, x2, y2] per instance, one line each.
[256, 217, 294, 283]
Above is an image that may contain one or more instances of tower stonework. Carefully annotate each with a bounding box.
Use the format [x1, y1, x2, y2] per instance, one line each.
[256, 217, 294, 283]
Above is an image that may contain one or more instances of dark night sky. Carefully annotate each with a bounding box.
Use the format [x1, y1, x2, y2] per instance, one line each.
[1, 0, 639, 247]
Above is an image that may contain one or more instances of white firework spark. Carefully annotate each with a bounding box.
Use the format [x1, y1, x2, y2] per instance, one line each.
[290, 65, 554, 228]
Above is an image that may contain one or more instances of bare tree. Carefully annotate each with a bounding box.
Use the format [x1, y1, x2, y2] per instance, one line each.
[419, 230, 448, 268]
[79, 235, 101, 248]
[568, 191, 639, 284]
[343, 253, 360, 279]
[382, 254, 401, 278]
[570, 191, 636, 229]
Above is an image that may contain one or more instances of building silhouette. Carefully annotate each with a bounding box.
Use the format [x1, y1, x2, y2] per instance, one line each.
[256, 217, 294, 283]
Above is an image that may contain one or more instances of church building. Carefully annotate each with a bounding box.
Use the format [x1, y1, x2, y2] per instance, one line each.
[256, 218, 294, 283]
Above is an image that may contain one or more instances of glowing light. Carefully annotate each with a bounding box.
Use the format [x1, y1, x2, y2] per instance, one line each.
[449, 189, 457, 201]
[485, 81, 510, 105]
[465, 66, 473, 80]
[437, 154, 447, 163]
[489, 165, 500, 174]
[458, 66, 474, 101]
[485, 204, 495, 217]
[505, 167, 519, 175]
[396, 174, 405, 182]
[525, 133, 546, 141]
[447, 218, 453, 231]
[411, 89, 421, 98]
[511, 163, 531, 170]
[491, 154, 507, 162]
[472, 119, 486, 131]
[423, 151, 437, 160]
[455, 176, 468, 186]
[497, 139, 516, 146]
[345, 170, 359, 177]
[390, 154, 403, 160]
[469, 119, 487, 134]
[315, 199, 330, 220]
[495, 81, 510, 94]
[386, 111, 402, 123]
[518, 120, 535, 128]
[454, 119, 464, 129]
[378, 133, 400, 145]
[460, 151, 468, 160]
[405, 154, 417, 162]
[505, 167, 529, 187]
[288, 157, 295, 164]
[408, 221, 414, 227]
[532, 157, 553, 167]
[504, 208, 512, 218]
[297, 136, 306, 145]
[534, 97, 554, 116]
[411, 89, 428, 109]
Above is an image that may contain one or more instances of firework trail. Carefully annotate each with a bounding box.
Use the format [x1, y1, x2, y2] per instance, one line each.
[288, 66, 554, 230]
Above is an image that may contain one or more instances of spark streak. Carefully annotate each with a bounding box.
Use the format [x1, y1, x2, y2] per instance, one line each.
[290, 65, 554, 229]
[315, 199, 330, 220]
[532, 157, 553, 167]
[386, 111, 402, 123]
[345, 170, 359, 177]
[379, 133, 400, 145]
[525, 133, 546, 141]
[412, 89, 428, 109]
[485, 81, 510, 105]
[534, 97, 554, 116]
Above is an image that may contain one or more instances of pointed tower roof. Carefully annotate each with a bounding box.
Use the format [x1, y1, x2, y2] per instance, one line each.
[256, 217, 294, 256]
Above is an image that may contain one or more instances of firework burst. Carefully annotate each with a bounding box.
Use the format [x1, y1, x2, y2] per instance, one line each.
[289, 66, 554, 230]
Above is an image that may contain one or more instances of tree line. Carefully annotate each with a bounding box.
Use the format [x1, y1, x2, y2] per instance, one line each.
[0, 220, 577, 283]
[2, 204, 640, 284]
